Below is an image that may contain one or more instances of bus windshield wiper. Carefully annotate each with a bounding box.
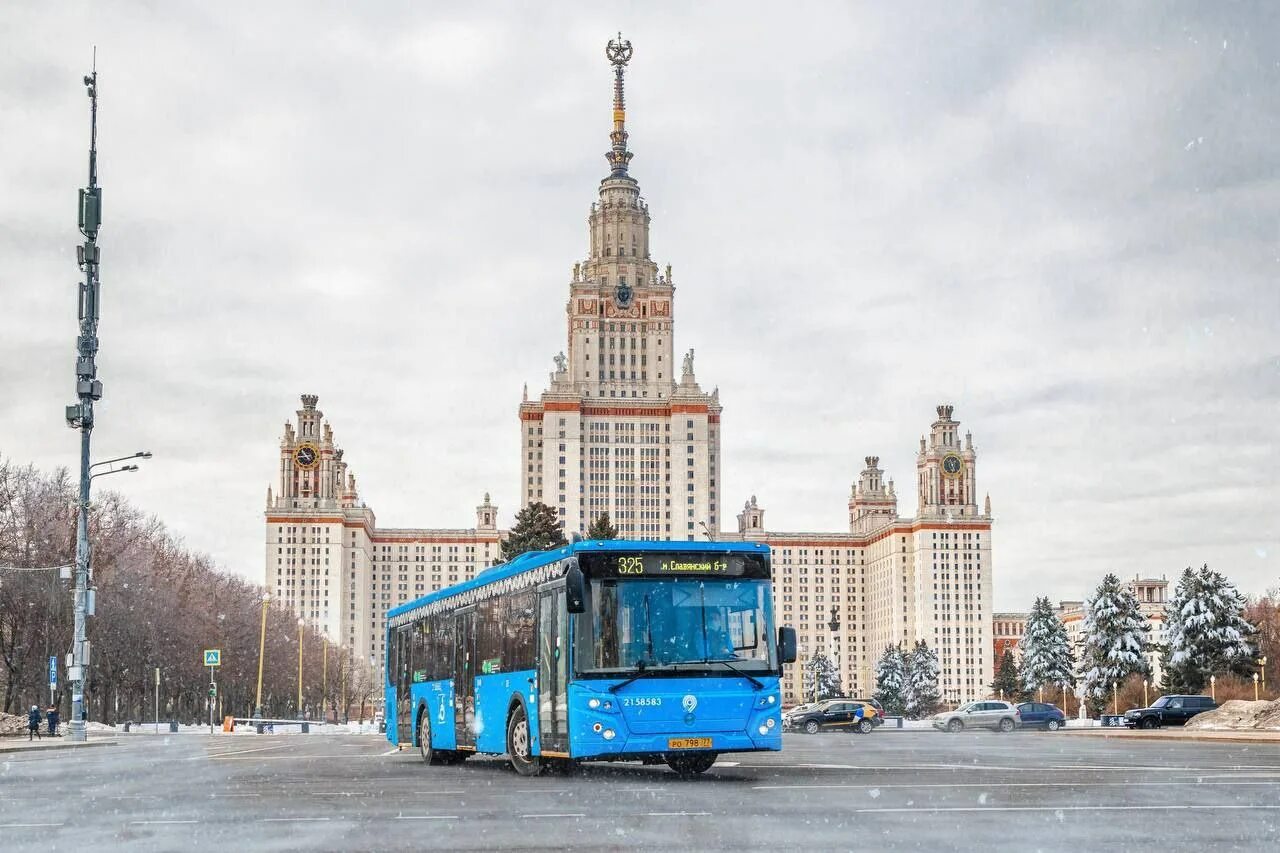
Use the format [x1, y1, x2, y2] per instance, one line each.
[608, 659, 657, 693]
[705, 658, 764, 690]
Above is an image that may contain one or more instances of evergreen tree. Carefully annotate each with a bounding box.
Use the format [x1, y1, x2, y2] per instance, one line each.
[905, 640, 941, 719]
[585, 512, 618, 540]
[500, 502, 567, 561]
[873, 644, 907, 716]
[1163, 564, 1255, 693]
[804, 651, 843, 702]
[990, 648, 1022, 701]
[1078, 573, 1149, 712]
[1019, 596, 1076, 695]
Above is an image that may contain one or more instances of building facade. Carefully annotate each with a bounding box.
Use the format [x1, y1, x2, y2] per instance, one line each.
[727, 405, 995, 704]
[265, 395, 503, 668]
[517, 37, 722, 541]
[264, 41, 997, 701]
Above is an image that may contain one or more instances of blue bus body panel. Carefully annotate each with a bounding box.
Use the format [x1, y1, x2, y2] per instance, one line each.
[474, 670, 536, 755]
[568, 676, 783, 758]
[384, 684, 396, 744]
[414, 679, 456, 751]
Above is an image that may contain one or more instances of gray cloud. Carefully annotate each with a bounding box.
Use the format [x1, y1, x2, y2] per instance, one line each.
[1, 2, 1276, 609]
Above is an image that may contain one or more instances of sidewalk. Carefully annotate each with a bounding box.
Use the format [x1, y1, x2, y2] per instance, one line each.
[0, 736, 117, 754]
[1061, 727, 1280, 744]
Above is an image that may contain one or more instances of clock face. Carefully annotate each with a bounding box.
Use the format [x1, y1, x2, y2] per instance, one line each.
[941, 454, 963, 477]
[615, 282, 633, 308]
[295, 443, 319, 469]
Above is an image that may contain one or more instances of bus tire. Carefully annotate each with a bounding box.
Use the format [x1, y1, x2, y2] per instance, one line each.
[507, 704, 542, 777]
[665, 752, 717, 777]
[418, 708, 443, 766]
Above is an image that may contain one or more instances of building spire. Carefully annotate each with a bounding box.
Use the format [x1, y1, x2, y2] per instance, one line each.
[605, 33, 634, 178]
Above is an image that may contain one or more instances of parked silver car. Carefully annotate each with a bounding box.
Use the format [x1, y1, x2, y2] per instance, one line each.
[932, 700, 1021, 733]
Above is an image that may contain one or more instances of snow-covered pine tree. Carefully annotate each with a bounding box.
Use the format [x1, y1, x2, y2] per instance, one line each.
[905, 640, 941, 719]
[873, 644, 907, 716]
[1078, 573, 1149, 712]
[1019, 596, 1075, 695]
[1164, 564, 1255, 692]
[804, 651, 843, 702]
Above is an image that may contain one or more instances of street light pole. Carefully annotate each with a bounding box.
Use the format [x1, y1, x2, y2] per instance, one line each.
[322, 641, 327, 723]
[297, 618, 305, 719]
[254, 593, 269, 717]
[65, 61, 103, 745]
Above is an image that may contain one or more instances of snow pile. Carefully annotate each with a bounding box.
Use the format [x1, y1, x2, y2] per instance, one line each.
[1186, 699, 1280, 731]
[0, 713, 32, 736]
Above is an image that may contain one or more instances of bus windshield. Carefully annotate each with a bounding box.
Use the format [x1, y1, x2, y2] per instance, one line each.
[576, 576, 776, 674]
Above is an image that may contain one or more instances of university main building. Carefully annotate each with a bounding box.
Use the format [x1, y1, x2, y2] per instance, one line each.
[265, 39, 994, 703]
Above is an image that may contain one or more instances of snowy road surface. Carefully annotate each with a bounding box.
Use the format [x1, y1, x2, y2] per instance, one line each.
[2, 731, 1279, 850]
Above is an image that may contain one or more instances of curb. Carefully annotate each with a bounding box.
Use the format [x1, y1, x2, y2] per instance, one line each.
[1058, 729, 1280, 745]
[0, 738, 118, 754]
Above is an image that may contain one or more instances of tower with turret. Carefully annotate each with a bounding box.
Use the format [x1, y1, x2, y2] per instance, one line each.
[518, 35, 722, 539]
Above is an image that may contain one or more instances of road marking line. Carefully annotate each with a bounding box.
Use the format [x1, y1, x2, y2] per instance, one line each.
[395, 815, 459, 820]
[0, 823, 64, 828]
[379, 747, 400, 756]
[261, 817, 331, 822]
[206, 745, 289, 759]
[412, 791, 465, 795]
[515, 789, 570, 793]
[856, 805, 1280, 814]
[753, 780, 1280, 790]
[645, 812, 712, 817]
[521, 813, 585, 818]
[131, 820, 197, 825]
[716, 761, 740, 766]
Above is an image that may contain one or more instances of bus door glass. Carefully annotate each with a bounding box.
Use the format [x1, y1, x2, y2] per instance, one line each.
[454, 608, 476, 747]
[396, 626, 412, 745]
[537, 586, 569, 754]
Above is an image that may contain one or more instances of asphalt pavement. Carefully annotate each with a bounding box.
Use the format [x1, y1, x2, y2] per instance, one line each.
[3, 730, 1279, 851]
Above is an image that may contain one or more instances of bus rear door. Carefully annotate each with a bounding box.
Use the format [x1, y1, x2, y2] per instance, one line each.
[454, 608, 475, 749]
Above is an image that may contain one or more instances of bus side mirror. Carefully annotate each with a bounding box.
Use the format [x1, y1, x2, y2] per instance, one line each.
[566, 559, 586, 614]
[778, 626, 797, 664]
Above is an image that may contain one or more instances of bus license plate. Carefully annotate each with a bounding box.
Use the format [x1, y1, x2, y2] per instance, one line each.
[667, 737, 712, 749]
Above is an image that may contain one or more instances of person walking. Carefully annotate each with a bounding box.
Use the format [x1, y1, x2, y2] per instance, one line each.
[27, 705, 42, 740]
[46, 705, 60, 737]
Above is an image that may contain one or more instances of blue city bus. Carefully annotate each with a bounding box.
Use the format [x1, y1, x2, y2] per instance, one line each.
[384, 539, 797, 776]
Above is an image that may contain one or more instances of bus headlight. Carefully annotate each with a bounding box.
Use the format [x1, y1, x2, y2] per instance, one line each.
[588, 698, 601, 709]
[592, 722, 603, 733]
[602, 728, 616, 740]
[766, 717, 775, 729]
[758, 725, 769, 735]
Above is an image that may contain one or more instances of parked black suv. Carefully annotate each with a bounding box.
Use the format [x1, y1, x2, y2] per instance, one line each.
[1124, 695, 1217, 729]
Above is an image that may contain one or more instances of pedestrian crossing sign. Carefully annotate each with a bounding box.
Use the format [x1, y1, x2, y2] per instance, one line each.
[203, 649, 221, 667]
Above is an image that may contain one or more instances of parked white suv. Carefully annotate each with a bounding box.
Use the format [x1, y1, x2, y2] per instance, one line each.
[932, 700, 1021, 733]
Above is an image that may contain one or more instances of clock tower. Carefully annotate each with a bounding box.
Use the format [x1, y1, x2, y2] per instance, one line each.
[916, 404, 980, 518]
[518, 35, 722, 539]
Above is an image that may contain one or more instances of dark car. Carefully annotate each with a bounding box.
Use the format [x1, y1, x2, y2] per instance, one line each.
[1016, 702, 1067, 731]
[1124, 695, 1216, 729]
[785, 699, 875, 734]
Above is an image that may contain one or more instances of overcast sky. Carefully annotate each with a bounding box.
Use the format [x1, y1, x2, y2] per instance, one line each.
[2, 2, 1276, 610]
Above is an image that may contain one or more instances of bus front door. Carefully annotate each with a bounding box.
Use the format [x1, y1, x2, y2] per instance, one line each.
[454, 608, 475, 749]
[537, 587, 569, 755]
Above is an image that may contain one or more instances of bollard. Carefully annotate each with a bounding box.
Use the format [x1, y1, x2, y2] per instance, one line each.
[301, 722, 310, 734]
[169, 720, 178, 733]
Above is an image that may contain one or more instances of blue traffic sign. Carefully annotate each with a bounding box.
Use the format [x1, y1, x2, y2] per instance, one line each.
[49, 656, 57, 688]
[203, 649, 221, 667]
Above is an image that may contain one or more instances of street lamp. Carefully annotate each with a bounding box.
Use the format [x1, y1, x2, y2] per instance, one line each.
[827, 605, 840, 694]
[1259, 657, 1268, 691]
[1143, 678, 1149, 708]
[254, 593, 269, 718]
[1254, 672, 1260, 701]
[1210, 674, 1216, 703]
[297, 618, 306, 720]
[697, 520, 714, 541]
[66, 450, 151, 743]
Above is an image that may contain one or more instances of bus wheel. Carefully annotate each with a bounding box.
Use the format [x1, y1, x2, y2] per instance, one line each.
[418, 709, 443, 765]
[665, 752, 717, 777]
[507, 705, 542, 777]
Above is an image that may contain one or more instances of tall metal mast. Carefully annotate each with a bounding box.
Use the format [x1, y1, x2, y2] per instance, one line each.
[65, 54, 104, 742]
